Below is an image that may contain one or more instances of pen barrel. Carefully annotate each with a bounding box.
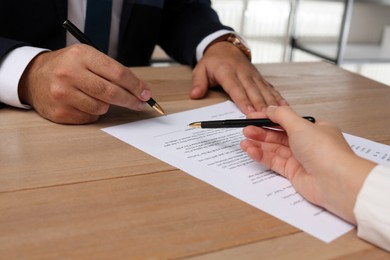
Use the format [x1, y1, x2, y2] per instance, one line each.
[201, 119, 279, 128]
[304, 116, 316, 123]
[198, 116, 315, 128]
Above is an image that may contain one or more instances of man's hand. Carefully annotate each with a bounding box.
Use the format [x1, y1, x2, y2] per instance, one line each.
[19, 44, 152, 124]
[191, 41, 288, 115]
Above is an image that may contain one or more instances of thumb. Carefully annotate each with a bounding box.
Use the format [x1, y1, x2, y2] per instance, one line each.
[265, 105, 311, 133]
[190, 66, 209, 99]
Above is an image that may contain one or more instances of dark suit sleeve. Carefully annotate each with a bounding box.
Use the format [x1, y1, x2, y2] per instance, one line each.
[0, 37, 29, 60]
[0, 1, 66, 59]
[159, 0, 233, 67]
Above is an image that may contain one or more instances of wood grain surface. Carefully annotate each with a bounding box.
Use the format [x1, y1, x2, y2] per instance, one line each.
[1, 62, 389, 259]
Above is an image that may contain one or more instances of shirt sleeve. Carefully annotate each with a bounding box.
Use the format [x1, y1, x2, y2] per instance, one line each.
[0, 46, 48, 108]
[354, 164, 390, 251]
[195, 30, 249, 62]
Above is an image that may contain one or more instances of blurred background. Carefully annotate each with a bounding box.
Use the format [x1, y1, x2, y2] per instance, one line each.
[154, 0, 390, 86]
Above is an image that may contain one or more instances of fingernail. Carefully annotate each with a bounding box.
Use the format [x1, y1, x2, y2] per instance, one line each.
[280, 99, 289, 105]
[266, 105, 279, 112]
[141, 89, 151, 100]
[247, 105, 255, 112]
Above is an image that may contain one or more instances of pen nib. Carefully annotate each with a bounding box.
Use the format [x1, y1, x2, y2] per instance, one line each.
[153, 103, 166, 116]
[188, 122, 201, 128]
[147, 98, 166, 116]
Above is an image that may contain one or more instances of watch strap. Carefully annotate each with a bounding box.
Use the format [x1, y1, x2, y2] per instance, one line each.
[204, 33, 252, 61]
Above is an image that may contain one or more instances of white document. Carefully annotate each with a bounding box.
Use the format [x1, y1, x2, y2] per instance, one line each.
[343, 133, 390, 166]
[102, 101, 390, 242]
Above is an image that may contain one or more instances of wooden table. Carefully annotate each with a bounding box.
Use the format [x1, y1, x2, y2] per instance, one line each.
[1, 62, 389, 258]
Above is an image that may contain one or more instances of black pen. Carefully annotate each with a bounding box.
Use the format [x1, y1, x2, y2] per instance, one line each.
[188, 116, 315, 128]
[62, 19, 166, 116]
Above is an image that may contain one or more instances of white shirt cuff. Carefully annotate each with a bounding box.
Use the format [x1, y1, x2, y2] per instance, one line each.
[0, 46, 48, 108]
[196, 29, 236, 62]
[354, 164, 390, 251]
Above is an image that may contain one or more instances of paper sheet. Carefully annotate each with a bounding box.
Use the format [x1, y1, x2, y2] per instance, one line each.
[102, 101, 390, 242]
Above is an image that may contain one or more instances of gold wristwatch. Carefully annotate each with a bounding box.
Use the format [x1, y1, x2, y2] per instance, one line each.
[205, 33, 252, 61]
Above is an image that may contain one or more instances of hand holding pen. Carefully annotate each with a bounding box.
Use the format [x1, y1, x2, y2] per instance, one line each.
[18, 20, 165, 125]
[63, 20, 165, 116]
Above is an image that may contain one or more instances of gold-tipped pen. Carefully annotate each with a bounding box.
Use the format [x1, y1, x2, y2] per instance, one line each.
[147, 98, 166, 116]
[188, 122, 201, 128]
[152, 103, 166, 116]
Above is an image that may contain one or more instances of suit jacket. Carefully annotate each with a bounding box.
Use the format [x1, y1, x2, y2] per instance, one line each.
[0, 0, 231, 67]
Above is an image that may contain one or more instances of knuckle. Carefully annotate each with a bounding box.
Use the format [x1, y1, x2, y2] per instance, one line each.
[50, 84, 67, 101]
[88, 78, 110, 98]
[82, 96, 109, 115]
[53, 105, 104, 123]
[89, 51, 111, 69]
[93, 83, 118, 103]
[70, 115, 99, 124]
[93, 81, 108, 96]
[92, 102, 109, 115]
[226, 84, 243, 97]
[103, 86, 117, 101]
[110, 65, 127, 81]
[66, 44, 86, 58]
[217, 63, 234, 75]
[51, 107, 71, 121]
[52, 66, 71, 79]
[95, 54, 110, 68]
